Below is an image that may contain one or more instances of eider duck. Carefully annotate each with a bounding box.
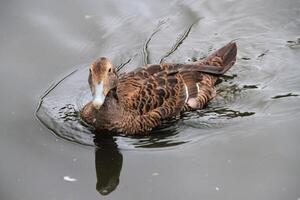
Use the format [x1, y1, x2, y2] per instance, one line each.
[80, 41, 237, 135]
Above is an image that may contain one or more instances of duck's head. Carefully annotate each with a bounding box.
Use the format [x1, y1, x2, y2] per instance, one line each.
[89, 57, 118, 109]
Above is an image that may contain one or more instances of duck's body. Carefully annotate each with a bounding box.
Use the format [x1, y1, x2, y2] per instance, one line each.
[81, 42, 237, 135]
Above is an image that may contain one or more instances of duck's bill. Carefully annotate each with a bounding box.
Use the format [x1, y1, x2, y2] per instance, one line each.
[93, 83, 106, 109]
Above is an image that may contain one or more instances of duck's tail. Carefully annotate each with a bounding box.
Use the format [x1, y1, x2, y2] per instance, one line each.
[202, 41, 237, 75]
[177, 42, 237, 111]
[178, 41, 237, 76]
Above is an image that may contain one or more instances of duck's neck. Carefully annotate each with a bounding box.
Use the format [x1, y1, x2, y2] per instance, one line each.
[80, 90, 125, 130]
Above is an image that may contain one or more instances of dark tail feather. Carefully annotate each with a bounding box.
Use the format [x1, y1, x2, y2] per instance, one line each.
[205, 41, 237, 74]
[179, 41, 237, 75]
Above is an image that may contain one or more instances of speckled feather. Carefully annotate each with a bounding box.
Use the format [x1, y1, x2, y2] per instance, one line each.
[80, 42, 237, 135]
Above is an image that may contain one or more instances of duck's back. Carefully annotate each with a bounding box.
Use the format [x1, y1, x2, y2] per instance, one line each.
[116, 42, 237, 116]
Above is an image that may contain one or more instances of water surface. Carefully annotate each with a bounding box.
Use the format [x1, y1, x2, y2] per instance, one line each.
[0, 0, 300, 199]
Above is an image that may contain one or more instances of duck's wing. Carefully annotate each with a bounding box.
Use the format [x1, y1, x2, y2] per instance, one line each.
[115, 41, 237, 134]
[117, 67, 187, 115]
[116, 67, 187, 134]
[136, 41, 237, 111]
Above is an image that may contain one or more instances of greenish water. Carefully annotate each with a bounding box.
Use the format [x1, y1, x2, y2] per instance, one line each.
[1, 0, 300, 199]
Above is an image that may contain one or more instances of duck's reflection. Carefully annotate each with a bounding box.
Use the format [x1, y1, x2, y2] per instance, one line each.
[94, 134, 123, 195]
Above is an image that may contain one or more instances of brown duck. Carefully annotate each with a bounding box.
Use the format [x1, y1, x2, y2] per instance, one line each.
[80, 41, 237, 135]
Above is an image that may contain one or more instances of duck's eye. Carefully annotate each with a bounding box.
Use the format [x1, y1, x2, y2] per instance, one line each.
[108, 68, 112, 72]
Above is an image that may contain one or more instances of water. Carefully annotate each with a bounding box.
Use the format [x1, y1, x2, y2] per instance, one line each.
[1, 0, 300, 199]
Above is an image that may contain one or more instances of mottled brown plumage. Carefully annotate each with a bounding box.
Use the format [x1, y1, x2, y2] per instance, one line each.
[80, 42, 237, 135]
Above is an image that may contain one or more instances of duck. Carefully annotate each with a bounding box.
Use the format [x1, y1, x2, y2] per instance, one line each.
[80, 41, 237, 135]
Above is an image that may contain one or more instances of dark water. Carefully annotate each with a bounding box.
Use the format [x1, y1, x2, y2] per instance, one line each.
[1, 0, 300, 199]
